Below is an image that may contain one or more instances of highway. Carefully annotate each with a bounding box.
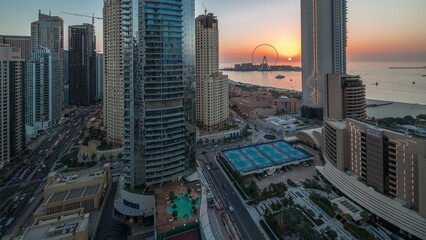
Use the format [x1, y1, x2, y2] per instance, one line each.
[200, 153, 265, 240]
[0, 106, 100, 237]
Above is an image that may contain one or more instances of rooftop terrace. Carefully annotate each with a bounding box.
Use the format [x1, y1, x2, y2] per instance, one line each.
[221, 140, 313, 175]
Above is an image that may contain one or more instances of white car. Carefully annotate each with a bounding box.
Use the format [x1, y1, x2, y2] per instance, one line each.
[28, 197, 36, 204]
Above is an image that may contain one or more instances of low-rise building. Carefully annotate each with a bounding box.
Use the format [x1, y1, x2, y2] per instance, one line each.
[17, 209, 89, 240]
[34, 164, 110, 218]
[270, 97, 301, 113]
[230, 97, 277, 118]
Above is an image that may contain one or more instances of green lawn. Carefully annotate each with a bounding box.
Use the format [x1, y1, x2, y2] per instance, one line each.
[344, 223, 378, 240]
[264, 134, 277, 140]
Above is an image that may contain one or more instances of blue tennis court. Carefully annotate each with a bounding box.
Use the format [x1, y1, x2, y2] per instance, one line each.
[221, 140, 313, 174]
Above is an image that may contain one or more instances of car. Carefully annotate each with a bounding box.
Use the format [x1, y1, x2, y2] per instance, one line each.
[4, 217, 15, 227]
[20, 194, 27, 201]
[229, 205, 234, 212]
[202, 151, 207, 154]
[12, 203, 19, 209]
[13, 196, 19, 202]
[28, 197, 36, 204]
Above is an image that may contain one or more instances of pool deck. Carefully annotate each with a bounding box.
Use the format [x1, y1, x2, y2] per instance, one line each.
[221, 140, 313, 175]
[155, 181, 201, 234]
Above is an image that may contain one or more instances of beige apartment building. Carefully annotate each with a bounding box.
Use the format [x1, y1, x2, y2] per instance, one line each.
[321, 118, 426, 239]
[324, 74, 366, 120]
[196, 13, 229, 131]
[103, 0, 123, 145]
[0, 45, 25, 166]
[17, 209, 89, 240]
[35, 164, 110, 218]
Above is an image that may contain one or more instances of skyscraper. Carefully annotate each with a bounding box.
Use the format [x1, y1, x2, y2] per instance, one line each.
[31, 11, 64, 108]
[25, 49, 61, 135]
[0, 45, 25, 166]
[195, 13, 229, 132]
[301, 0, 347, 119]
[324, 74, 366, 120]
[96, 53, 103, 99]
[0, 35, 31, 61]
[120, 0, 196, 188]
[69, 24, 96, 106]
[103, 0, 123, 145]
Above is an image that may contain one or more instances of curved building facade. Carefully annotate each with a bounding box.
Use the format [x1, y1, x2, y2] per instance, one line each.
[301, 0, 347, 119]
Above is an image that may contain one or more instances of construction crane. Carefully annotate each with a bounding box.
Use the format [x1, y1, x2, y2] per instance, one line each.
[60, 11, 103, 25]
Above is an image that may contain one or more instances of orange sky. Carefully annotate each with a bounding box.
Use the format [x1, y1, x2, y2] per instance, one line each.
[0, 0, 425, 64]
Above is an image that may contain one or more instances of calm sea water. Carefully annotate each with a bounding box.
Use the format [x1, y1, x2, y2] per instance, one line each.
[221, 61, 426, 105]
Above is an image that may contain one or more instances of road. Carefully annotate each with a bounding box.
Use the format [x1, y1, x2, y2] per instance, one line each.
[0, 106, 100, 237]
[200, 153, 265, 240]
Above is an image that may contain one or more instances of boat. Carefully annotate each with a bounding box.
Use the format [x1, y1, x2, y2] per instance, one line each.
[413, 82, 416, 84]
[375, 82, 378, 86]
[422, 75, 426, 77]
[275, 75, 285, 79]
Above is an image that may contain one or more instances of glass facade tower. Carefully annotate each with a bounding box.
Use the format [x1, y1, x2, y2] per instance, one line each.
[122, 0, 195, 188]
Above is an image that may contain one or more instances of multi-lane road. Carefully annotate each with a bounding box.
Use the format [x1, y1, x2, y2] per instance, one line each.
[199, 152, 265, 240]
[0, 106, 100, 237]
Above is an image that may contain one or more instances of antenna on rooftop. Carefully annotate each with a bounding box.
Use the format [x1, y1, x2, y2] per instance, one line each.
[202, 2, 207, 15]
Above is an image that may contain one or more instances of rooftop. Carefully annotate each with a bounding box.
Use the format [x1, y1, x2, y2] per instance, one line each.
[46, 184, 101, 205]
[221, 140, 313, 175]
[18, 213, 89, 240]
[317, 162, 426, 239]
[46, 165, 109, 189]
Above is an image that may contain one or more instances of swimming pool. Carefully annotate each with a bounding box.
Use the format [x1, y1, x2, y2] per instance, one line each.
[222, 140, 313, 174]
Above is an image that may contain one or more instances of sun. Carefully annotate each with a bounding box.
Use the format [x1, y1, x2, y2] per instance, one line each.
[288, 57, 292, 61]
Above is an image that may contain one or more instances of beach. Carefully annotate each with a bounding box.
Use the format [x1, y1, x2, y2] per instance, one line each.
[366, 99, 426, 119]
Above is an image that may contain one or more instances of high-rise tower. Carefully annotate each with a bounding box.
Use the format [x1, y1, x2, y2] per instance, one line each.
[69, 24, 96, 106]
[0, 45, 25, 166]
[31, 11, 64, 108]
[301, 0, 347, 119]
[25, 49, 61, 135]
[195, 13, 229, 131]
[103, 0, 123, 145]
[121, 0, 196, 188]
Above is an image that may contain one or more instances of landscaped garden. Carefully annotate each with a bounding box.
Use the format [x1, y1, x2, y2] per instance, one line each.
[264, 134, 277, 140]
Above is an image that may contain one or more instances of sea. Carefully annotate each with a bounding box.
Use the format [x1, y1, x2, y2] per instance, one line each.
[221, 61, 426, 105]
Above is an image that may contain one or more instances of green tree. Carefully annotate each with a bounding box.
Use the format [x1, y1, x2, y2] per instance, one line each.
[187, 187, 192, 196]
[91, 153, 96, 160]
[324, 184, 332, 198]
[117, 153, 123, 160]
[100, 155, 106, 162]
[172, 204, 177, 209]
[172, 210, 178, 219]
[360, 210, 371, 222]
[169, 191, 175, 201]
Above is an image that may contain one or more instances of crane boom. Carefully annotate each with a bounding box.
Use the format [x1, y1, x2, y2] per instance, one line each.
[60, 11, 103, 25]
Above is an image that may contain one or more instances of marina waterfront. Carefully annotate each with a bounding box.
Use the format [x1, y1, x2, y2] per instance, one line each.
[222, 61, 426, 105]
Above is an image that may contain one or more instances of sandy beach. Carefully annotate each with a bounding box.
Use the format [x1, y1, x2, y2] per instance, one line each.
[366, 99, 426, 118]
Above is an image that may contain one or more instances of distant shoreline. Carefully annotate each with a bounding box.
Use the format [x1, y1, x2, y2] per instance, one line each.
[229, 79, 301, 93]
[229, 80, 426, 118]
